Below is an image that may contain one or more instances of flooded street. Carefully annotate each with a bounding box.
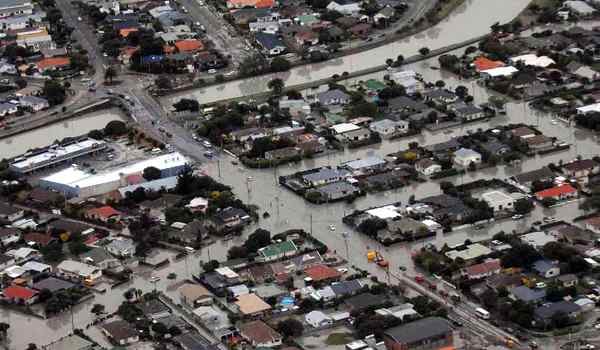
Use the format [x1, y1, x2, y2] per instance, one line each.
[166, 0, 530, 104]
[0, 110, 125, 159]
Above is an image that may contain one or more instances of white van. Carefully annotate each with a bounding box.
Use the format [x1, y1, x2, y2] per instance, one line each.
[475, 307, 490, 320]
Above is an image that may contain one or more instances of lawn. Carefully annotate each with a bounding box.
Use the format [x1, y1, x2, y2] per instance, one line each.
[325, 332, 354, 345]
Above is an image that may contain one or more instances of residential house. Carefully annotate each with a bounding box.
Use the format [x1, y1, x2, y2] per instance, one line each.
[534, 301, 581, 326]
[302, 167, 349, 187]
[174, 39, 204, 53]
[255, 32, 286, 56]
[462, 259, 502, 280]
[139, 299, 171, 319]
[454, 105, 484, 121]
[257, 240, 298, 262]
[179, 283, 213, 307]
[525, 134, 553, 150]
[369, 119, 408, 138]
[264, 147, 301, 161]
[343, 156, 387, 173]
[0, 103, 17, 117]
[391, 70, 419, 95]
[32, 277, 75, 293]
[28, 187, 62, 206]
[226, 0, 274, 9]
[304, 264, 342, 283]
[106, 238, 136, 258]
[16, 27, 54, 50]
[5, 247, 39, 263]
[185, 197, 209, 213]
[383, 317, 453, 350]
[585, 216, 600, 234]
[305, 310, 333, 328]
[563, 159, 599, 180]
[374, 6, 395, 24]
[481, 139, 511, 155]
[317, 89, 350, 105]
[316, 181, 360, 201]
[349, 23, 371, 38]
[514, 167, 556, 187]
[414, 159, 441, 177]
[326, 0, 361, 14]
[102, 320, 139, 345]
[2, 285, 38, 305]
[557, 274, 578, 288]
[23, 232, 54, 247]
[481, 190, 515, 212]
[0, 202, 24, 222]
[330, 123, 370, 142]
[532, 259, 560, 278]
[453, 148, 482, 167]
[473, 56, 505, 72]
[210, 207, 250, 232]
[35, 57, 70, 72]
[235, 293, 271, 318]
[564, 0, 596, 16]
[85, 206, 122, 223]
[510, 285, 546, 303]
[0, 227, 21, 246]
[535, 184, 578, 202]
[56, 260, 102, 282]
[80, 247, 120, 269]
[0, 254, 15, 270]
[239, 320, 282, 348]
[423, 89, 458, 104]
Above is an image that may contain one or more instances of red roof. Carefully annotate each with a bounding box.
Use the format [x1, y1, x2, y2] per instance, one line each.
[174, 40, 204, 53]
[23, 232, 54, 246]
[473, 56, 505, 72]
[304, 264, 341, 282]
[126, 174, 145, 185]
[536, 184, 577, 199]
[227, 0, 274, 8]
[464, 259, 501, 277]
[87, 206, 122, 219]
[36, 57, 70, 71]
[3, 285, 37, 300]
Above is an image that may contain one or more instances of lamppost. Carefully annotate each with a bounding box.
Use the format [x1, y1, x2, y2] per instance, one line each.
[341, 231, 350, 261]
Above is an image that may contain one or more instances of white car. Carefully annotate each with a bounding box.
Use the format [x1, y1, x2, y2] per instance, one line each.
[511, 214, 523, 220]
[329, 225, 336, 231]
[208, 69, 217, 74]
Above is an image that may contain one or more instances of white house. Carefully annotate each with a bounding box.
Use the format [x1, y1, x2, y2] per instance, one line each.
[326, 0, 361, 14]
[453, 148, 482, 167]
[57, 260, 102, 282]
[369, 119, 408, 138]
[415, 159, 442, 176]
[305, 310, 333, 328]
[106, 238, 136, 258]
[19, 96, 49, 112]
[391, 70, 419, 94]
[0, 103, 17, 117]
[481, 190, 515, 212]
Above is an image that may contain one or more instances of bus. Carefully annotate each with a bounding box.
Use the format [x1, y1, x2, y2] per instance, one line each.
[475, 307, 490, 320]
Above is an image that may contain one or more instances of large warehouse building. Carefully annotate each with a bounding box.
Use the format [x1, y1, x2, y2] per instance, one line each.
[39, 152, 188, 198]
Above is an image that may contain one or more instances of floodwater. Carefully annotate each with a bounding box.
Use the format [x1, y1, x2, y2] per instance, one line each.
[0, 110, 125, 159]
[166, 0, 530, 104]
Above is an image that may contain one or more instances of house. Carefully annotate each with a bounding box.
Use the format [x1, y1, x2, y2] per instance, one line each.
[514, 167, 556, 187]
[85, 206, 122, 222]
[185, 197, 209, 213]
[557, 274, 578, 288]
[525, 134, 553, 150]
[305, 310, 333, 328]
[453, 148, 482, 167]
[80, 247, 119, 270]
[139, 299, 171, 319]
[302, 168, 349, 187]
[28, 187, 63, 205]
[563, 159, 599, 179]
[226, 0, 274, 9]
[2, 285, 38, 305]
[32, 277, 75, 293]
[445, 243, 492, 261]
[0, 202, 24, 222]
[257, 240, 298, 262]
[481, 190, 515, 212]
[510, 126, 536, 139]
[487, 273, 522, 292]
[481, 139, 511, 155]
[106, 238, 136, 258]
[235, 293, 271, 318]
[473, 56, 505, 72]
[179, 283, 213, 307]
[532, 259, 560, 278]
[349, 23, 371, 37]
[43, 335, 94, 350]
[330, 279, 363, 298]
[415, 159, 441, 177]
[509, 285, 546, 303]
[16, 27, 54, 50]
[585, 216, 600, 234]
[210, 207, 250, 232]
[174, 39, 204, 53]
[535, 184, 578, 202]
[369, 119, 408, 138]
[383, 317, 453, 350]
[265, 147, 301, 161]
[423, 89, 458, 104]
[391, 71, 419, 95]
[23, 232, 55, 247]
[102, 320, 139, 345]
[520, 231, 557, 249]
[5, 247, 39, 263]
[343, 156, 386, 173]
[462, 259, 502, 280]
[318, 89, 350, 105]
[56, 260, 102, 282]
[304, 264, 342, 283]
[480, 66, 519, 79]
[326, 0, 361, 14]
[255, 32, 286, 56]
[564, 0, 596, 16]
[35, 57, 70, 72]
[316, 181, 360, 201]
[0, 103, 17, 117]
[0, 227, 21, 246]
[454, 105, 484, 121]
[239, 320, 282, 348]
[0, 254, 15, 270]
[374, 6, 395, 24]
[345, 292, 384, 312]
[534, 301, 581, 326]
[376, 303, 418, 321]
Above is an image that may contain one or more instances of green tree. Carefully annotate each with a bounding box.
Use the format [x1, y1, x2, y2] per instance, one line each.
[202, 260, 220, 272]
[143, 166, 162, 181]
[91, 303, 105, 315]
[0, 322, 9, 339]
[514, 198, 533, 214]
[419, 47, 430, 56]
[173, 98, 200, 112]
[155, 75, 172, 90]
[270, 57, 291, 72]
[103, 120, 128, 136]
[104, 66, 117, 83]
[277, 318, 304, 338]
[268, 78, 285, 96]
[42, 79, 66, 106]
[244, 228, 271, 253]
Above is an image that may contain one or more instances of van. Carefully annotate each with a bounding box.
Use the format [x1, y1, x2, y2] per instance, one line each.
[151, 148, 161, 154]
[475, 307, 490, 319]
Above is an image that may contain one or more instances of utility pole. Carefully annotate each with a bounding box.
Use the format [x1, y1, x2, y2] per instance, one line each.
[310, 213, 313, 236]
[342, 231, 350, 261]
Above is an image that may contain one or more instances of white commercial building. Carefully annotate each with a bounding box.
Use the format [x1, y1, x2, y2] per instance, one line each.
[57, 260, 102, 281]
[39, 152, 188, 198]
[576, 103, 600, 115]
[480, 66, 519, 79]
[510, 54, 555, 68]
[10, 138, 107, 174]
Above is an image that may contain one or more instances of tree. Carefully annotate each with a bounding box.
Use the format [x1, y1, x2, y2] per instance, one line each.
[202, 260, 220, 272]
[277, 318, 304, 338]
[152, 322, 169, 337]
[227, 245, 248, 259]
[244, 228, 271, 253]
[91, 303, 105, 315]
[435, 80, 445, 88]
[173, 98, 200, 112]
[104, 66, 117, 83]
[88, 129, 104, 140]
[419, 47, 430, 56]
[514, 198, 533, 214]
[40, 242, 64, 262]
[0, 323, 9, 338]
[270, 57, 291, 72]
[26, 344, 38, 350]
[358, 218, 387, 237]
[455, 85, 468, 99]
[143, 166, 162, 181]
[268, 78, 285, 96]
[239, 54, 269, 77]
[104, 120, 128, 136]
[396, 55, 404, 66]
[38, 288, 53, 302]
[42, 79, 66, 106]
[155, 75, 172, 90]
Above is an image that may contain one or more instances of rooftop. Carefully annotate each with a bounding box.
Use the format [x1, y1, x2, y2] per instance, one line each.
[235, 293, 271, 315]
[445, 243, 492, 261]
[384, 317, 452, 344]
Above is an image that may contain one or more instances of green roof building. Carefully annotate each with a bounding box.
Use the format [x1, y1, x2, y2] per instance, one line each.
[257, 240, 298, 262]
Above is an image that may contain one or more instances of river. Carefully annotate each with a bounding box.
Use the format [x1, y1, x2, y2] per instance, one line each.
[0, 110, 125, 159]
[165, 0, 531, 105]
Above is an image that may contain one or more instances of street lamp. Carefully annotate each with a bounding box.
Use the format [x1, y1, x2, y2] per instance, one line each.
[341, 231, 350, 261]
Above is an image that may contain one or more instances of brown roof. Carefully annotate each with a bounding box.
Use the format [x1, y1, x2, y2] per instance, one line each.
[179, 283, 212, 301]
[464, 259, 501, 277]
[28, 187, 62, 203]
[511, 126, 536, 138]
[585, 216, 600, 228]
[23, 232, 54, 246]
[235, 293, 271, 315]
[102, 320, 138, 341]
[526, 134, 552, 146]
[563, 159, 598, 172]
[240, 320, 281, 344]
[304, 264, 342, 282]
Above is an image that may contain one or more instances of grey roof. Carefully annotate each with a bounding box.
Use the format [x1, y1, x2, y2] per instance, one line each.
[19, 95, 48, 105]
[384, 317, 452, 344]
[174, 331, 217, 350]
[44, 335, 93, 350]
[106, 238, 136, 253]
[139, 298, 171, 317]
[317, 89, 350, 104]
[80, 247, 116, 265]
[317, 181, 358, 195]
[302, 168, 349, 183]
[345, 292, 383, 310]
[330, 279, 362, 296]
[534, 301, 581, 320]
[455, 104, 483, 115]
[118, 176, 178, 197]
[343, 156, 386, 170]
[424, 89, 455, 100]
[255, 32, 285, 50]
[0, 201, 20, 216]
[102, 320, 138, 340]
[454, 147, 481, 158]
[514, 167, 555, 184]
[532, 259, 557, 274]
[481, 139, 510, 154]
[510, 285, 546, 302]
[0, 253, 13, 265]
[425, 138, 461, 153]
[387, 96, 428, 111]
[32, 277, 75, 293]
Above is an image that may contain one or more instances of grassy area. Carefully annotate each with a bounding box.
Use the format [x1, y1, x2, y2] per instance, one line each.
[591, 63, 600, 73]
[325, 333, 354, 345]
